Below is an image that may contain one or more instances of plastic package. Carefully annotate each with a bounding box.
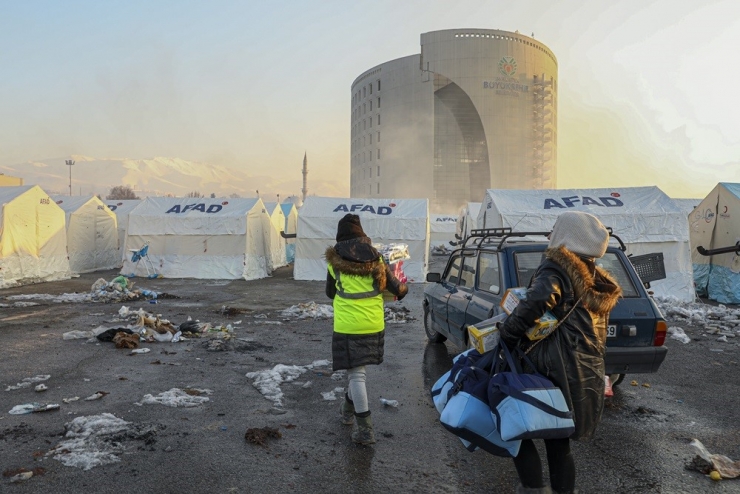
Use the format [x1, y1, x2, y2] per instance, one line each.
[379, 398, 399, 408]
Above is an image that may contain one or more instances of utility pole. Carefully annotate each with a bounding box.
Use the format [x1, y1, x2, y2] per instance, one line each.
[65, 160, 75, 196]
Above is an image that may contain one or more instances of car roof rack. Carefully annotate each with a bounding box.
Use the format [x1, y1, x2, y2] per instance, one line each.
[462, 227, 627, 252]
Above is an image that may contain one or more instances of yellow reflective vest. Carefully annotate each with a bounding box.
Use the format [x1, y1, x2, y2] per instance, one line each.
[327, 263, 385, 335]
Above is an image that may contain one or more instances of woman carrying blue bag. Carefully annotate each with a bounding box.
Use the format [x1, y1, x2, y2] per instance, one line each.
[499, 211, 622, 494]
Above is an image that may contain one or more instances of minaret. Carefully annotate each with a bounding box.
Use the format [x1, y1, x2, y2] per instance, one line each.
[301, 152, 308, 203]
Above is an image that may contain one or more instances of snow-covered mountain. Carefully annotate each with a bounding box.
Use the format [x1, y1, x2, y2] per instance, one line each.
[0, 156, 344, 199]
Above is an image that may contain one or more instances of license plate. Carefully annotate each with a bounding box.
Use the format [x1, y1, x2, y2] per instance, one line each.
[607, 325, 617, 338]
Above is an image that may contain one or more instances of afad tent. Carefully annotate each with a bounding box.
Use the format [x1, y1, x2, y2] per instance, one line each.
[122, 197, 271, 280]
[690, 183, 740, 304]
[429, 214, 458, 249]
[455, 202, 482, 242]
[51, 195, 119, 273]
[478, 187, 694, 302]
[105, 199, 142, 265]
[280, 203, 298, 263]
[263, 202, 288, 270]
[0, 186, 70, 288]
[295, 197, 430, 282]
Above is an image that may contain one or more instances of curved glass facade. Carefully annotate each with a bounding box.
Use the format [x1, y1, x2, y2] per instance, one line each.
[350, 29, 558, 213]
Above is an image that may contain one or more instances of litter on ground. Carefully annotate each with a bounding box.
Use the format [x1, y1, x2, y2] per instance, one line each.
[688, 439, 740, 479]
[280, 302, 333, 319]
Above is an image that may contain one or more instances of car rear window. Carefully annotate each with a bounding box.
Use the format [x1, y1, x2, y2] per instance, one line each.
[514, 251, 639, 298]
[596, 253, 638, 297]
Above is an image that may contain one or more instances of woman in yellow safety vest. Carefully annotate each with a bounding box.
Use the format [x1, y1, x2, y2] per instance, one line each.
[325, 213, 408, 444]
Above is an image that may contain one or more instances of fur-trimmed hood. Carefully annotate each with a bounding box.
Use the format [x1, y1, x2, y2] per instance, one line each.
[545, 246, 622, 316]
[325, 240, 387, 291]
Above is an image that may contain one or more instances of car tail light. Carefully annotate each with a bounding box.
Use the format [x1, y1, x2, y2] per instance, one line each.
[653, 320, 667, 346]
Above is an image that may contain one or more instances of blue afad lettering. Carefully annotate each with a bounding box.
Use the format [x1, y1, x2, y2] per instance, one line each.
[332, 204, 392, 215]
[544, 196, 624, 210]
[166, 203, 223, 214]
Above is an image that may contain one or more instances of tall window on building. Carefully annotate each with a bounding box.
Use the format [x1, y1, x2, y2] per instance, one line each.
[377, 165, 380, 176]
[370, 167, 372, 178]
[377, 131, 380, 142]
[369, 100, 372, 111]
[377, 148, 380, 159]
[377, 114, 380, 125]
[377, 183, 380, 194]
[363, 87, 366, 98]
[377, 80, 381, 91]
[369, 84, 372, 94]
[363, 103, 366, 114]
[378, 97, 380, 108]
[369, 134, 372, 144]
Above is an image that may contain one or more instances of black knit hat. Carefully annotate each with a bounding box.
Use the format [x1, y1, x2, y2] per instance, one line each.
[336, 214, 366, 242]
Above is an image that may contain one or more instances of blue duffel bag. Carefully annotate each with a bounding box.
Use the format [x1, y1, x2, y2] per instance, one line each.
[431, 348, 480, 414]
[488, 342, 575, 441]
[437, 350, 521, 457]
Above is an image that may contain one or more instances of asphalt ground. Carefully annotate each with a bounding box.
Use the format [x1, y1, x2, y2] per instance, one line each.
[0, 262, 739, 494]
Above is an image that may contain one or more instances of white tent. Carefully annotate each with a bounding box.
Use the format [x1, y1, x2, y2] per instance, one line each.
[0, 186, 70, 288]
[263, 202, 288, 270]
[690, 183, 740, 304]
[105, 199, 142, 265]
[295, 197, 430, 282]
[429, 213, 458, 249]
[456, 202, 482, 241]
[51, 195, 119, 273]
[478, 187, 694, 302]
[122, 197, 271, 280]
[280, 203, 298, 263]
[673, 198, 701, 216]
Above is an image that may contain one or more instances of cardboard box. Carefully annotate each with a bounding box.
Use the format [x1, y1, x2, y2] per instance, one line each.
[467, 313, 506, 353]
[500, 287, 559, 341]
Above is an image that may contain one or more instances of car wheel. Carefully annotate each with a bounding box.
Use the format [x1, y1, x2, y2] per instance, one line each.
[609, 373, 625, 387]
[424, 308, 446, 343]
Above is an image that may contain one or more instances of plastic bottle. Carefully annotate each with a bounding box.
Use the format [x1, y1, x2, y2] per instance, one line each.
[379, 398, 399, 408]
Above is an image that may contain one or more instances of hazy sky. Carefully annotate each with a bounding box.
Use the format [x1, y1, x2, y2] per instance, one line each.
[1, 0, 738, 198]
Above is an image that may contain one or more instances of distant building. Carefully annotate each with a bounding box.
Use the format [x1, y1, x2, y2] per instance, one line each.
[350, 29, 557, 212]
[0, 174, 23, 186]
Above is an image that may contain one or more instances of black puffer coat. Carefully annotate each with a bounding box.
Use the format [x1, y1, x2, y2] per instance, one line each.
[325, 237, 408, 371]
[499, 246, 622, 440]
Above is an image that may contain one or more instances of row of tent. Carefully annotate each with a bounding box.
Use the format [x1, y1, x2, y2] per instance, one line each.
[0, 186, 298, 288]
[2, 184, 738, 304]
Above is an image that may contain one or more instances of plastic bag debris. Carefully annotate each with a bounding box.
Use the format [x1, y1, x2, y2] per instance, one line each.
[34, 384, 48, 392]
[9, 471, 34, 483]
[84, 391, 109, 401]
[63, 397, 80, 404]
[63, 330, 95, 340]
[604, 376, 614, 397]
[48, 413, 131, 470]
[380, 398, 399, 408]
[9, 403, 60, 414]
[280, 302, 334, 320]
[5, 375, 51, 392]
[689, 438, 740, 479]
[130, 348, 150, 355]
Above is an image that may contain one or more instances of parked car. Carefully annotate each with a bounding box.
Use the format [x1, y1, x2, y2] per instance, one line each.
[422, 228, 668, 385]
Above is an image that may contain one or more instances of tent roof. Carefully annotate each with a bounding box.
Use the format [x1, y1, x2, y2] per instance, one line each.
[300, 197, 428, 219]
[263, 202, 284, 216]
[280, 203, 297, 217]
[105, 199, 142, 215]
[50, 195, 102, 213]
[720, 182, 740, 198]
[0, 185, 36, 204]
[482, 187, 682, 216]
[130, 197, 262, 217]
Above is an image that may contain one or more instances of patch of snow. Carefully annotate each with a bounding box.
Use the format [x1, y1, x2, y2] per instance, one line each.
[668, 327, 691, 344]
[246, 360, 330, 407]
[49, 413, 130, 470]
[280, 302, 333, 320]
[136, 388, 211, 407]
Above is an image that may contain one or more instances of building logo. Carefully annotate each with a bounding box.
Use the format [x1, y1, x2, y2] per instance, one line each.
[498, 57, 517, 77]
